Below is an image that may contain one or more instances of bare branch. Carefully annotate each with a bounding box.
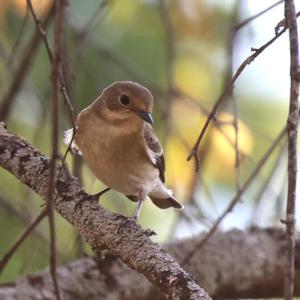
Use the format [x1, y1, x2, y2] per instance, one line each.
[284, 0, 300, 299]
[0, 124, 211, 300]
[0, 228, 299, 299]
[181, 125, 287, 265]
[26, 0, 76, 129]
[187, 11, 300, 170]
[45, 0, 64, 299]
[233, 0, 284, 32]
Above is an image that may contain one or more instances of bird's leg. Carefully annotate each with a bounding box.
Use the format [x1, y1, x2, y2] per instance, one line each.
[132, 198, 145, 221]
[75, 187, 111, 209]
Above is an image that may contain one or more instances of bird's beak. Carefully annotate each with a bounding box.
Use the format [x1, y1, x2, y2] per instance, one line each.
[136, 111, 153, 124]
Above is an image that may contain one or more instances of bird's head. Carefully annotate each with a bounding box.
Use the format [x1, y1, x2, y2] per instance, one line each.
[93, 81, 154, 126]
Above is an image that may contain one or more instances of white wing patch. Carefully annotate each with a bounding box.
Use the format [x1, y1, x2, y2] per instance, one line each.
[63, 128, 82, 155]
[145, 147, 159, 165]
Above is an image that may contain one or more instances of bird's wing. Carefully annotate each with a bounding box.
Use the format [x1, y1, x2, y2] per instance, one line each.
[143, 123, 165, 183]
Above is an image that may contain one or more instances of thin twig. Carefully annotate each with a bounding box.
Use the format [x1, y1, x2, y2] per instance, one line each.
[181, 125, 287, 265]
[27, 0, 76, 128]
[284, 0, 299, 299]
[233, 0, 284, 32]
[75, 28, 250, 164]
[177, 91, 252, 164]
[63, 1, 113, 167]
[60, 37, 85, 256]
[26, 0, 76, 166]
[0, 209, 47, 274]
[46, 0, 64, 299]
[26, 0, 53, 61]
[70, 13, 219, 122]
[187, 11, 300, 171]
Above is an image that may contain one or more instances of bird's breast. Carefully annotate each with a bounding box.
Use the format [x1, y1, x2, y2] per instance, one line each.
[75, 121, 158, 196]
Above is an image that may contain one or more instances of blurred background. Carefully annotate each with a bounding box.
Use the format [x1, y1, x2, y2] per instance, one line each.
[0, 0, 299, 283]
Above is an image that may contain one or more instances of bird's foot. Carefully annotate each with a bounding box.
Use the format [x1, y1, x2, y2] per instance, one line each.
[129, 215, 138, 222]
[116, 215, 156, 236]
[75, 187, 110, 210]
[117, 214, 138, 222]
[116, 215, 138, 231]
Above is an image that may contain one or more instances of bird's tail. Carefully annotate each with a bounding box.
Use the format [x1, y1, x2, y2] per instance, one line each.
[149, 195, 184, 210]
[149, 181, 183, 210]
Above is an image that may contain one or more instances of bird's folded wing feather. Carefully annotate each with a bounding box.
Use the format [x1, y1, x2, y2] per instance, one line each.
[143, 123, 165, 183]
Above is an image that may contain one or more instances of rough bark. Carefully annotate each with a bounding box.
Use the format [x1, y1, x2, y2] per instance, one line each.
[0, 228, 299, 300]
[0, 124, 210, 300]
[284, 0, 299, 299]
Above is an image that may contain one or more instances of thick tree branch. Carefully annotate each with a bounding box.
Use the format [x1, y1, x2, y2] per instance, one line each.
[0, 124, 210, 300]
[0, 228, 299, 299]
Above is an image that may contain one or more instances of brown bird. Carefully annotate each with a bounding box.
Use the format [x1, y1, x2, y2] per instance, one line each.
[64, 81, 183, 219]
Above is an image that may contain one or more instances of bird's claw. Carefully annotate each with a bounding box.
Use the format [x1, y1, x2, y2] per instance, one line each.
[116, 215, 138, 232]
[130, 215, 138, 222]
[116, 214, 138, 222]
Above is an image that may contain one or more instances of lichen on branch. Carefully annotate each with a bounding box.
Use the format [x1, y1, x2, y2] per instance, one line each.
[0, 123, 210, 300]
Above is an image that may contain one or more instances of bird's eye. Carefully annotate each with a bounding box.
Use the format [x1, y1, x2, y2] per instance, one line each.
[119, 94, 130, 105]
